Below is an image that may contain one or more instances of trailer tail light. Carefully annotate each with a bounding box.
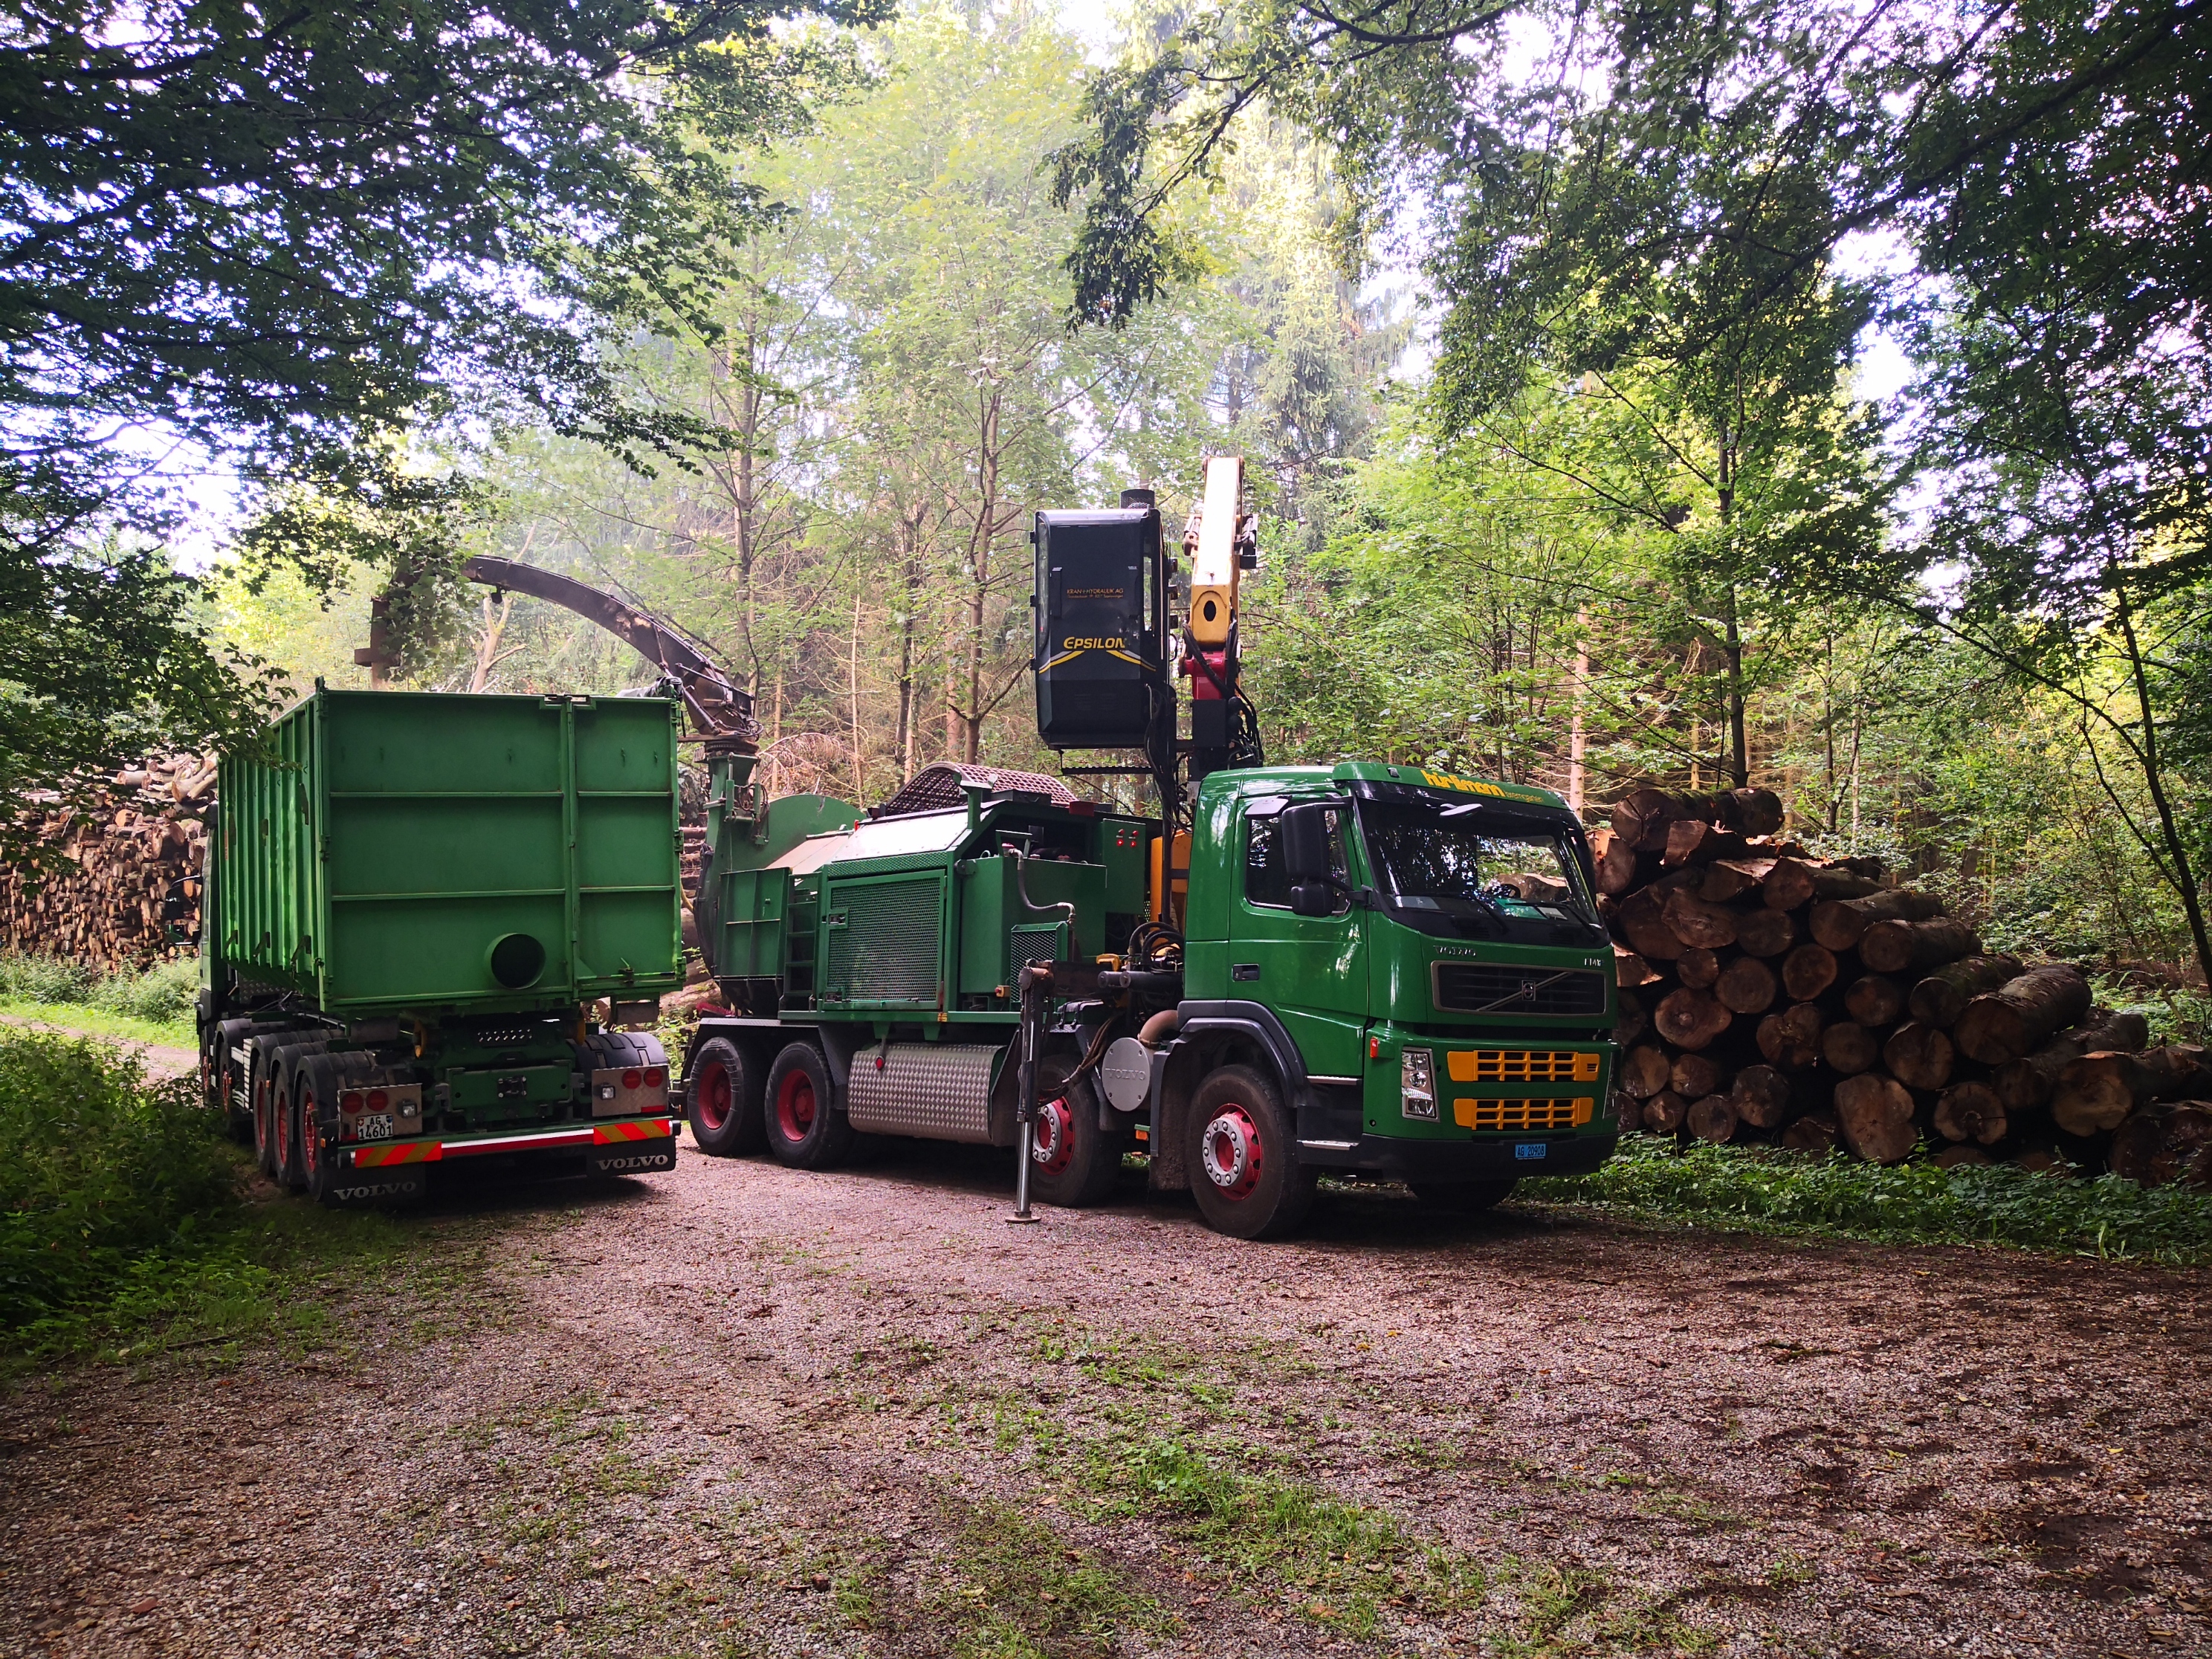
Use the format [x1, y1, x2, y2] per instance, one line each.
[367, 1090, 389, 1111]
[622, 1068, 643, 1090]
[340, 1090, 364, 1113]
[644, 1067, 666, 1088]
[592, 1066, 669, 1118]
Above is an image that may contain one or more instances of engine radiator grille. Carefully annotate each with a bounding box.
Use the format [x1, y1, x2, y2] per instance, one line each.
[1451, 1096, 1595, 1132]
[1432, 963, 1607, 1017]
[823, 876, 942, 1006]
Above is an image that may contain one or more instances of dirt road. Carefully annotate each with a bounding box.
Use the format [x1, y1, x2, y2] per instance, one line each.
[4, 1138, 2207, 1658]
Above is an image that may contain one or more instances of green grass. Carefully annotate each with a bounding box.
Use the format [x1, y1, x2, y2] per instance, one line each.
[0, 997, 195, 1052]
[0, 1026, 415, 1372]
[1524, 1136, 2212, 1264]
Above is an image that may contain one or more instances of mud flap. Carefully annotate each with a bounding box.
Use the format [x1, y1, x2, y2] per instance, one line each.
[588, 1135, 678, 1177]
[320, 1167, 430, 1209]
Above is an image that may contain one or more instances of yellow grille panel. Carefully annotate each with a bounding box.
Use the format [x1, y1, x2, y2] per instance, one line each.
[1446, 1050, 1602, 1084]
[1452, 1096, 1595, 1132]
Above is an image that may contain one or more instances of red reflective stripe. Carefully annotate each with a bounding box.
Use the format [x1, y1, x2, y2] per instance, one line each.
[592, 1119, 672, 1145]
[353, 1140, 442, 1168]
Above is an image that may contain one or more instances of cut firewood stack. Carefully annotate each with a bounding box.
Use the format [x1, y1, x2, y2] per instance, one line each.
[0, 756, 215, 974]
[1599, 785, 2209, 1186]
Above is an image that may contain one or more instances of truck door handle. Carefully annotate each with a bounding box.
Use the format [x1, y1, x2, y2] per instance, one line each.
[1231, 963, 1260, 982]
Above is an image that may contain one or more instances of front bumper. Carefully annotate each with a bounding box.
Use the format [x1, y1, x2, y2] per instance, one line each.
[1299, 1130, 1618, 1181]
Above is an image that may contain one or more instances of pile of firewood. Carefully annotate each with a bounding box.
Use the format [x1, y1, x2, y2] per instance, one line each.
[0, 757, 214, 973]
[1600, 786, 2211, 1186]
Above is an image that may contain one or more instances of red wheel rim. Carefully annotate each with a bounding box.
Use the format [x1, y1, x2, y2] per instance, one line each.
[696, 1061, 732, 1134]
[300, 1089, 319, 1179]
[1032, 1096, 1076, 1177]
[253, 1083, 271, 1157]
[1200, 1105, 1264, 1201]
[775, 1070, 816, 1141]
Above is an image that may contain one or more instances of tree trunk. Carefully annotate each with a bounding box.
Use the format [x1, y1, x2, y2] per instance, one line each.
[1782, 1112, 1839, 1153]
[1688, 1093, 1741, 1143]
[1714, 954, 1779, 1015]
[1620, 1045, 1674, 1099]
[1882, 1022, 1955, 1091]
[1809, 890, 1946, 951]
[1780, 943, 1840, 1002]
[1614, 887, 1684, 962]
[1843, 974, 1905, 1028]
[1669, 1051, 1731, 1100]
[1858, 917, 1981, 977]
[1660, 888, 1739, 950]
[1760, 858, 1820, 911]
[1992, 1011, 2150, 1112]
[1611, 945, 1661, 989]
[1757, 1002, 1825, 1070]
[1655, 987, 1733, 1050]
[1731, 1064, 1791, 1128]
[1953, 965, 2093, 1065]
[1933, 1081, 2006, 1146]
[1835, 1073, 1917, 1163]
[1676, 946, 1721, 989]
[1699, 860, 1764, 904]
[1820, 1021, 1880, 1076]
[1663, 821, 1750, 866]
[1735, 908, 1797, 959]
[2052, 1047, 2199, 1137]
[1643, 1090, 1689, 1133]
[1906, 955, 2025, 1029]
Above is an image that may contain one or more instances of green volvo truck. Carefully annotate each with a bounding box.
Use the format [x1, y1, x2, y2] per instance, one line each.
[195, 688, 687, 1204]
[678, 460, 1620, 1238]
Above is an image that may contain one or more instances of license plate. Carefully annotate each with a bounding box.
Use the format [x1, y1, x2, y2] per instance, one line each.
[1515, 1142, 1548, 1161]
[355, 1113, 395, 1141]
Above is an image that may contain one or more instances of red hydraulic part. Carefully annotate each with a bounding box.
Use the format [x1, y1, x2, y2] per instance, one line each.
[1199, 1105, 1263, 1200]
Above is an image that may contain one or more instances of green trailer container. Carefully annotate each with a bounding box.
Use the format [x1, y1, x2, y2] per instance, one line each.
[198, 688, 686, 1204]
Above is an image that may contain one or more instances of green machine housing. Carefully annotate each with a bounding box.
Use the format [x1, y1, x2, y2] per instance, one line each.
[197, 688, 688, 1203]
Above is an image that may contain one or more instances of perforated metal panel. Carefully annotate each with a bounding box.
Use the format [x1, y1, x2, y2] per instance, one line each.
[1009, 922, 1065, 973]
[844, 1042, 1001, 1142]
[823, 876, 942, 1006]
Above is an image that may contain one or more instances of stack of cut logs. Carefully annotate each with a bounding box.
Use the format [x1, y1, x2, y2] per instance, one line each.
[1600, 786, 2212, 1186]
[0, 756, 215, 973]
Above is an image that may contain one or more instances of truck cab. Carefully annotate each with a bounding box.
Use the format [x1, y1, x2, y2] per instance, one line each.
[1146, 762, 1618, 1235]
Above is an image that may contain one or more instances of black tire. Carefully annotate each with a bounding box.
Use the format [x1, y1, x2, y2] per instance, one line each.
[210, 1018, 258, 1141]
[1027, 1051, 1123, 1208]
[688, 1036, 764, 1157]
[762, 1041, 852, 1171]
[297, 1055, 343, 1206]
[1185, 1064, 1315, 1241]
[1410, 1177, 1518, 1215]
[247, 1036, 291, 1175]
[275, 1050, 316, 1191]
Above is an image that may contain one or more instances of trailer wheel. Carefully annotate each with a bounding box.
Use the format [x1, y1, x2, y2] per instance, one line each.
[688, 1037, 764, 1157]
[1027, 1054, 1122, 1209]
[248, 1039, 287, 1176]
[762, 1041, 851, 1171]
[1409, 1178, 1517, 1215]
[1185, 1064, 1315, 1241]
[275, 1054, 315, 1191]
[297, 1056, 341, 1206]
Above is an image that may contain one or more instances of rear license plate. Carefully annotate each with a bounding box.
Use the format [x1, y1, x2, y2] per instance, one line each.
[355, 1113, 394, 1141]
[1515, 1142, 1548, 1161]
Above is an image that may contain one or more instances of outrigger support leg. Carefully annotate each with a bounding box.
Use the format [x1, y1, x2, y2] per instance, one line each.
[1009, 963, 1051, 1224]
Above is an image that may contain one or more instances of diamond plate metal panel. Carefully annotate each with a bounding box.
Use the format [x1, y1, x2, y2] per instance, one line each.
[844, 1042, 1001, 1143]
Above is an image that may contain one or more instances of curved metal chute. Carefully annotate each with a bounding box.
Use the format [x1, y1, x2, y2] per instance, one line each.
[461, 555, 756, 742]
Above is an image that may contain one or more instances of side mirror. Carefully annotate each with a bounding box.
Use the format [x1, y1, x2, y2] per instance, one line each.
[1288, 882, 1336, 918]
[1279, 802, 1332, 882]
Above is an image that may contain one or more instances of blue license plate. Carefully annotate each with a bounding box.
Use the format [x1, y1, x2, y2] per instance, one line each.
[1515, 1142, 1548, 1161]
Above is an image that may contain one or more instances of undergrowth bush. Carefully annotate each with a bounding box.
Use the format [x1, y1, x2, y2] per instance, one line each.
[89, 956, 198, 1023]
[1525, 1136, 2212, 1265]
[0, 951, 97, 1005]
[0, 1029, 237, 1330]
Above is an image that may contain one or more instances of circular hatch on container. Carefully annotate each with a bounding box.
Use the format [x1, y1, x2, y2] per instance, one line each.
[487, 932, 547, 990]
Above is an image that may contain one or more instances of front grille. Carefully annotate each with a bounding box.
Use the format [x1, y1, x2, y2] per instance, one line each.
[1432, 963, 1607, 1016]
[823, 876, 942, 1004]
[1446, 1049, 1602, 1084]
[1452, 1096, 1594, 1132]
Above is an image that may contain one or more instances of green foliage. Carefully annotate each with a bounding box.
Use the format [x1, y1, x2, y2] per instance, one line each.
[1526, 1137, 2212, 1266]
[0, 1031, 236, 1331]
[0, 952, 197, 1025]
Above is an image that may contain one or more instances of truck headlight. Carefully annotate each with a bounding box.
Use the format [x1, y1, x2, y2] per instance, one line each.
[1400, 1048, 1438, 1122]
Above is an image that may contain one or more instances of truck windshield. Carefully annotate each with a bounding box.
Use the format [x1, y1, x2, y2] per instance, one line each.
[1355, 801, 1599, 940]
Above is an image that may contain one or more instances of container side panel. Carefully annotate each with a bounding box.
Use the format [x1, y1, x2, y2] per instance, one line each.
[718, 867, 791, 980]
[572, 702, 676, 794]
[323, 694, 560, 795]
[328, 798, 565, 897]
[577, 890, 679, 992]
[327, 895, 570, 1004]
[575, 796, 675, 891]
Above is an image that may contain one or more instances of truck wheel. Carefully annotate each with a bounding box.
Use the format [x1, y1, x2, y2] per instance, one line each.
[1410, 1177, 1518, 1214]
[762, 1042, 851, 1171]
[297, 1056, 341, 1206]
[276, 1055, 315, 1191]
[1028, 1055, 1122, 1208]
[688, 1037, 764, 1157]
[1186, 1064, 1315, 1241]
[248, 1039, 287, 1175]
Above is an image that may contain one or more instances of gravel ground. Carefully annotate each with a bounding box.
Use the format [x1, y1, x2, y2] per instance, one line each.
[3, 1134, 2208, 1659]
